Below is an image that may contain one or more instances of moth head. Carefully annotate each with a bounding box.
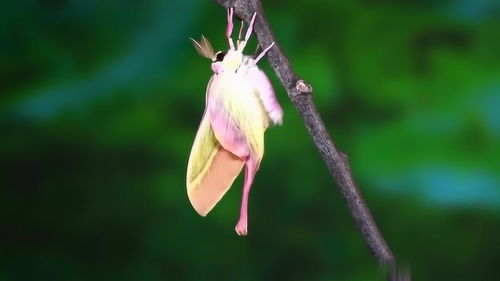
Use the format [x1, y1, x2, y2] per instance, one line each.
[210, 50, 226, 73]
[191, 36, 243, 74]
[210, 50, 243, 73]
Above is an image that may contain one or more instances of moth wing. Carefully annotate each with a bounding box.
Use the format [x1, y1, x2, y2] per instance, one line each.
[248, 67, 283, 125]
[208, 73, 269, 160]
[186, 79, 244, 217]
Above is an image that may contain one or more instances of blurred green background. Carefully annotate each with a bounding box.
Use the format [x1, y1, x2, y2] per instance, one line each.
[1, 0, 500, 280]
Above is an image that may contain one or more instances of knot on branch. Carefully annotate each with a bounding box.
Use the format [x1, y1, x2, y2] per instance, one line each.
[295, 79, 313, 95]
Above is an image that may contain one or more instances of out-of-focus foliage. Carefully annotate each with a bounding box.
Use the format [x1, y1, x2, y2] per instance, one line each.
[1, 0, 499, 280]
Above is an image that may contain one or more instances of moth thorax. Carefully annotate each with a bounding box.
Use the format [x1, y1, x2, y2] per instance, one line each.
[221, 50, 243, 72]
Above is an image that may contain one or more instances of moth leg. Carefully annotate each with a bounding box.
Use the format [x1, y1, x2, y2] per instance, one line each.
[235, 157, 259, 236]
[237, 12, 256, 51]
[237, 21, 244, 48]
[244, 12, 256, 42]
[253, 44, 261, 56]
[254, 42, 275, 64]
[226, 7, 235, 50]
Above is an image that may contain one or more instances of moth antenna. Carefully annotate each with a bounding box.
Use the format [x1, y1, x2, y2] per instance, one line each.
[253, 44, 260, 56]
[226, 8, 235, 50]
[190, 36, 215, 60]
[190, 38, 204, 54]
[254, 42, 274, 65]
[201, 35, 215, 58]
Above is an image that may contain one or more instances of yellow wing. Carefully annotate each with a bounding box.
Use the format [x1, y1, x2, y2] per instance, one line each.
[186, 110, 244, 216]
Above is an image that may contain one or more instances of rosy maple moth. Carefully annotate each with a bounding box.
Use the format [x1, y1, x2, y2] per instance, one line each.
[186, 8, 283, 236]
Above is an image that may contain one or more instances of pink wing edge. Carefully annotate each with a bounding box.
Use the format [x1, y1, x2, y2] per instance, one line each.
[249, 68, 283, 125]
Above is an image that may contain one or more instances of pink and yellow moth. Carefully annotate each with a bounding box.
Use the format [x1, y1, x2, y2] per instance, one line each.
[186, 8, 283, 236]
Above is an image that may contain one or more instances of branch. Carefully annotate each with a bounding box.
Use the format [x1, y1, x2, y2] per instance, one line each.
[213, 0, 401, 278]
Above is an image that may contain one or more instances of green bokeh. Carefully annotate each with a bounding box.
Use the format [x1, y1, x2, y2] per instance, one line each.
[1, 0, 499, 280]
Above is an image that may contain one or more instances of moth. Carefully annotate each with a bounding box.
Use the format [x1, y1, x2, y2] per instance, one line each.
[186, 8, 283, 236]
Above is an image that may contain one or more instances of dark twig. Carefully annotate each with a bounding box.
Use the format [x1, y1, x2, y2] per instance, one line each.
[213, 0, 401, 279]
